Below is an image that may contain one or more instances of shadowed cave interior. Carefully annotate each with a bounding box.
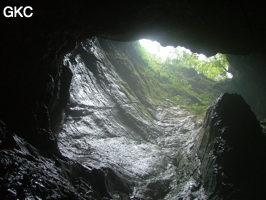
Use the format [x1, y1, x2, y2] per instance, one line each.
[1, 1, 266, 199]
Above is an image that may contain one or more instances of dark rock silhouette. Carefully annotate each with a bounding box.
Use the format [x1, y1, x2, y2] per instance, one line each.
[198, 93, 266, 199]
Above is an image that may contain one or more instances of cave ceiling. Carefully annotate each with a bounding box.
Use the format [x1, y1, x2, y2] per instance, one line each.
[1, 1, 266, 56]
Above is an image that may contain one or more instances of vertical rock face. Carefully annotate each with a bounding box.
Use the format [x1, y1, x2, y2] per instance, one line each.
[198, 93, 266, 199]
[0, 120, 107, 200]
[1, 36, 266, 199]
[59, 37, 205, 199]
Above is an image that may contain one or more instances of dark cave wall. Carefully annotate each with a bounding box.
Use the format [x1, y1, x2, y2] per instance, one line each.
[197, 93, 266, 199]
[0, 38, 70, 155]
[225, 54, 266, 120]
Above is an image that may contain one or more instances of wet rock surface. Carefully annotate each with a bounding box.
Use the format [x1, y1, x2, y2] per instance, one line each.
[58, 38, 266, 199]
[0, 120, 130, 200]
[198, 93, 266, 199]
[1, 37, 266, 199]
[59, 38, 205, 199]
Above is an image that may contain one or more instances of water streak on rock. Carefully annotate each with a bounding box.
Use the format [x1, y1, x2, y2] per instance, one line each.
[59, 38, 205, 199]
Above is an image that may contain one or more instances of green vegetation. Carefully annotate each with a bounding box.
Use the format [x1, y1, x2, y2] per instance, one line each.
[172, 51, 230, 81]
[131, 41, 228, 117]
[261, 119, 266, 134]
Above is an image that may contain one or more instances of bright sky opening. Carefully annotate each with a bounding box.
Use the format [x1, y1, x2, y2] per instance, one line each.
[139, 39, 208, 61]
[139, 39, 233, 79]
[139, 39, 177, 61]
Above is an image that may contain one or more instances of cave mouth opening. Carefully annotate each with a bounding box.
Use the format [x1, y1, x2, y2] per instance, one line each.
[121, 38, 235, 116]
[63, 37, 237, 117]
[63, 36, 266, 131]
[138, 39, 233, 81]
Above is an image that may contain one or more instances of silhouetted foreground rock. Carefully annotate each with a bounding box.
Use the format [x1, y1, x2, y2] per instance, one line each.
[198, 93, 266, 199]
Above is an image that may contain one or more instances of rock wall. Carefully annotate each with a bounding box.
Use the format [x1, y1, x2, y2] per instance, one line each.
[223, 54, 266, 120]
[59, 38, 266, 199]
[59, 38, 204, 199]
[198, 93, 266, 199]
[1, 36, 266, 199]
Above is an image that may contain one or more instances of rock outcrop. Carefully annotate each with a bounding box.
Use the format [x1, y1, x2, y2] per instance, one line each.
[198, 93, 266, 199]
[0, 120, 121, 200]
[59, 38, 204, 199]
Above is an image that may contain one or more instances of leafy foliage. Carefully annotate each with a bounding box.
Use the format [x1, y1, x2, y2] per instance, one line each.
[132, 41, 227, 117]
[261, 119, 266, 134]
